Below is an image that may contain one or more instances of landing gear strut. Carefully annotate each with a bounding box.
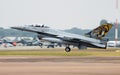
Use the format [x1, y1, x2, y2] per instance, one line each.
[65, 47, 71, 52]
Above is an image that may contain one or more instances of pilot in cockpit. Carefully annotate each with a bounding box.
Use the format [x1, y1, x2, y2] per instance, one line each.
[35, 25, 41, 27]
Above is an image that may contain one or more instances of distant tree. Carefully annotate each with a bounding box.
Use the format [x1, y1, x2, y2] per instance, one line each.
[0, 27, 3, 29]
[100, 19, 108, 25]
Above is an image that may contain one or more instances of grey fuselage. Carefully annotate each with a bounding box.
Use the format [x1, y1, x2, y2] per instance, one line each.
[11, 25, 106, 48]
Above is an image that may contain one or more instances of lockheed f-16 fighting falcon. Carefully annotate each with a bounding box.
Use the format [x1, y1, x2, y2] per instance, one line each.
[11, 23, 113, 52]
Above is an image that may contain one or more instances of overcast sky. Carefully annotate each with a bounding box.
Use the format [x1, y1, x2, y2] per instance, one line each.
[0, 0, 120, 29]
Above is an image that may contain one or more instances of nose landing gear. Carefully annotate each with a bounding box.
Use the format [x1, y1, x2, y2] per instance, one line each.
[65, 47, 71, 52]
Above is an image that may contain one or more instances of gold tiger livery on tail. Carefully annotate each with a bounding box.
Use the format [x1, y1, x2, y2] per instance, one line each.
[86, 23, 113, 39]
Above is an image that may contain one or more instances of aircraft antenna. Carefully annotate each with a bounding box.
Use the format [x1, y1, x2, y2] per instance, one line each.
[115, 0, 119, 47]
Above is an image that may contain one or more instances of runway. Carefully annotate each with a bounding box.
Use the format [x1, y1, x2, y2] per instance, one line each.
[0, 46, 120, 75]
[0, 56, 120, 75]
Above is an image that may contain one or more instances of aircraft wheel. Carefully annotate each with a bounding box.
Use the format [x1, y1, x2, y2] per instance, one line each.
[65, 47, 71, 52]
[39, 43, 42, 46]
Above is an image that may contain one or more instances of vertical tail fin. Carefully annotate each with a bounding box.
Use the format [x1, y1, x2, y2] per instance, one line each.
[85, 23, 113, 39]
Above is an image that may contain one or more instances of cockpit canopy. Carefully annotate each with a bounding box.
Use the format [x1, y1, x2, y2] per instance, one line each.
[25, 24, 49, 28]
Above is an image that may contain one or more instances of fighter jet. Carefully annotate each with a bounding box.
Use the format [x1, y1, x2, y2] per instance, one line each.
[11, 23, 113, 52]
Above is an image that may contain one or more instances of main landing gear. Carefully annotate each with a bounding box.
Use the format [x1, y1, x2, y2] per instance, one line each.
[65, 47, 71, 52]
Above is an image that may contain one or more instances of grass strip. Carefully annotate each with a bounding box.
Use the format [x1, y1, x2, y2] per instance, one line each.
[0, 50, 120, 56]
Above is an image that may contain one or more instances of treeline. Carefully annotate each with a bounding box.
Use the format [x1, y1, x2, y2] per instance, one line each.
[0, 20, 119, 40]
[0, 29, 37, 38]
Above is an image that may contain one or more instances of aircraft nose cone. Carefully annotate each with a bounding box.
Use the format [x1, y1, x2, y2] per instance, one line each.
[11, 26, 25, 30]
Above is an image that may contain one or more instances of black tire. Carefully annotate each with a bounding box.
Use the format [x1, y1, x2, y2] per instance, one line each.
[65, 47, 71, 52]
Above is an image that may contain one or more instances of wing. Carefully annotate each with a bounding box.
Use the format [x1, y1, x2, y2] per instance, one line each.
[57, 35, 106, 48]
[57, 34, 100, 44]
